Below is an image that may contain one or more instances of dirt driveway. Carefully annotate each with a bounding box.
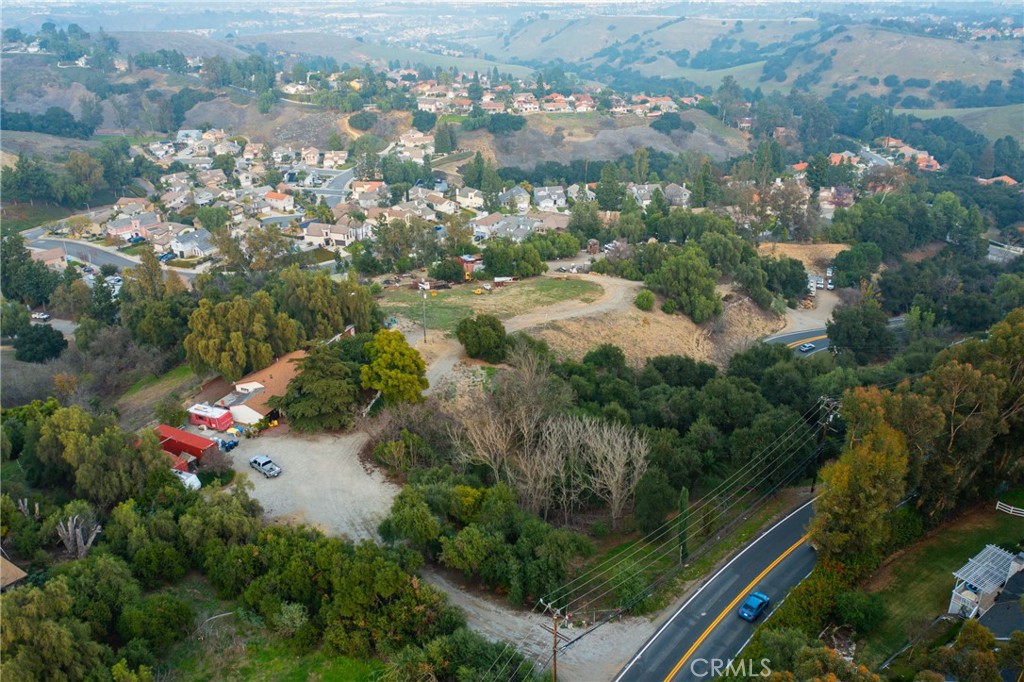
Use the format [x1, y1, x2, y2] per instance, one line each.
[230, 428, 399, 541]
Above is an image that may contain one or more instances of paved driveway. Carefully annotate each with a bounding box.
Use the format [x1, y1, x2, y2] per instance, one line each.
[230, 428, 399, 541]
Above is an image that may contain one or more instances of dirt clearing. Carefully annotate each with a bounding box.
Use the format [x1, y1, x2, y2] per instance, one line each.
[529, 284, 784, 367]
[758, 242, 850, 275]
[231, 428, 399, 541]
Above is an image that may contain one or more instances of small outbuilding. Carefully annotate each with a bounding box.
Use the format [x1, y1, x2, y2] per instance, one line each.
[949, 544, 1024, 618]
[156, 424, 218, 462]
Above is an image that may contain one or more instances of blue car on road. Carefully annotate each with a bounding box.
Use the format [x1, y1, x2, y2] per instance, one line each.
[738, 592, 771, 621]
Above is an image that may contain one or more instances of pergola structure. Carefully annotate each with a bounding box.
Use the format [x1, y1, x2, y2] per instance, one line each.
[949, 544, 1016, 618]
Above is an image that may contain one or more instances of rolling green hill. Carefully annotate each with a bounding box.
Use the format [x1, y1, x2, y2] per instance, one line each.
[901, 103, 1024, 142]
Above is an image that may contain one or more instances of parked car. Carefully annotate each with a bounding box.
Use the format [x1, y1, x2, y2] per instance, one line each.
[31, 312, 51, 321]
[816, 276, 825, 289]
[738, 592, 771, 621]
[158, 252, 175, 263]
[826, 279, 835, 290]
[826, 267, 833, 278]
[798, 343, 816, 353]
[249, 455, 281, 478]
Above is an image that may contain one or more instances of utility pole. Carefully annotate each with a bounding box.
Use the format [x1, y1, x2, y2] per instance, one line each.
[551, 609, 559, 682]
[421, 291, 427, 342]
[811, 396, 841, 493]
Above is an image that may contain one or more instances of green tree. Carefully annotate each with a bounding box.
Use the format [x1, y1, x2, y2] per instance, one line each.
[195, 205, 230, 232]
[119, 250, 195, 351]
[327, 131, 345, 151]
[183, 292, 302, 381]
[1, 301, 31, 338]
[270, 344, 361, 432]
[439, 525, 501, 578]
[14, 324, 67, 362]
[633, 147, 650, 184]
[50, 279, 92, 321]
[361, 329, 428, 404]
[411, 110, 437, 133]
[154, 395, 187, 427]
[677, 486, 690, 561]
[455, 315, 508, 363]
[0, 577, 108, 682]
[645, 245, 722, 323]
[257, 90, 275, 114]
[596, 162, 624, 211]
[633, 468, 675, 534]
[808, 423, 908, 560]
[428, 258, 465, 283]
[1, 234, 60, 305]
[827, 300, 893, 364]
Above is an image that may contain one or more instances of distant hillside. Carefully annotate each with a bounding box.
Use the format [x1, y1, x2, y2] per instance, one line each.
[110, 31, 247, 59]
[232, 32, 533, 79]
[902, 104, 1024, 142]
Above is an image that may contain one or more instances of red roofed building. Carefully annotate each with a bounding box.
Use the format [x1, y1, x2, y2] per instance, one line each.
[156, 424, 218, 461]
[791, 162, 809, 172]
[264, 191, 294, 212]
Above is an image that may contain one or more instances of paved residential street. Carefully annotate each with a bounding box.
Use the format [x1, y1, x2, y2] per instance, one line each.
[615, 501, 817, 682]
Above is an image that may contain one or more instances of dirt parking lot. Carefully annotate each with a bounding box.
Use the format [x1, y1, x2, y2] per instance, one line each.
[229, 428, 399, 541]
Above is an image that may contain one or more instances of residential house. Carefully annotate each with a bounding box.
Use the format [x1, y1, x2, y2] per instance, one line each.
[193, 189, 216, 207]
[272, 146, 296, 164]
[178, 157, 213, 170]
[169, 228, 216, 259]
[199, 169, 228, 188]
[480, 100, 507, 114]
[567, 183, 596, 203]
[400, 131, 435, 149]
[30, 247, 67, 271]
[647, 96, 678, 113]
[529, 210, 571, 233]
[220, 351, 308, 422]
[542, 94, 571, 113]
[148, 140, 175, 158]
[304, 220, 359, 251]
[213, 140, 241, 157]
[513, 94, 539, 113]
[533, 185, 567, 210]
[662, 183, 691, 208]
[949, 545, 1024, 619]
[202, 128, 227, 143]
[499, 186, 531, 214]
[105, 212, 162, 241]
[243, 142, 265, 161]
[322, 150, 348, 168]
[301, 147, 321, 166]
[161, 190, 193, 212]
[571, 94, 596, 112]
[116, 197, 151, 215]
[175, 129, 202, 144]
[628, 183, 661, 209]
[417, 97, 444, 113]
[350, 181, 388, 209]
[399, 147, 428, 165]
[147, 222, 190, 253]
[237, 171, 254, 188]
[264, 191, 295, 213]
[455, 186, 484, 209]
[426, 193, 457, 215]
[161, 171, 191, 192]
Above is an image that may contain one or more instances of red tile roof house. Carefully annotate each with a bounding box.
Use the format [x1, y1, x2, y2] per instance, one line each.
[264, 191, 295, 212]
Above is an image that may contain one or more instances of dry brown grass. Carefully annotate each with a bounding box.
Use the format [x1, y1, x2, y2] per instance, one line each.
[757, 242, 851, 274]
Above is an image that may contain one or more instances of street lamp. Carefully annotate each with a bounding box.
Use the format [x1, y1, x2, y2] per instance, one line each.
[421, 291, 428, 342]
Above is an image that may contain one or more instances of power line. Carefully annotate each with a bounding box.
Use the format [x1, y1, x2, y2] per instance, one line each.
[535, 399, 825, 610]
[564, 424, 823, 616]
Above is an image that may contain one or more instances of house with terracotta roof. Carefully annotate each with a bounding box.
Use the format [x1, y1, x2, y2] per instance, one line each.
[264, 191, 294, 212]
[225, 350, 308, 421]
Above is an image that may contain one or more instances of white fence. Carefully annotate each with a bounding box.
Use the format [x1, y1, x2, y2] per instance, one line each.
[995, 501, 1024, 517]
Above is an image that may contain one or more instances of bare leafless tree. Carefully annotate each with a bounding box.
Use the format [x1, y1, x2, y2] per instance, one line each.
[580, 417, 649, 530]
[55, 514, 102, 559]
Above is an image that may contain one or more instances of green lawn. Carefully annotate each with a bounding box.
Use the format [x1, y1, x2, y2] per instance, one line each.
[123, 364, 194, 397]
[858, 490, 1024, 668]
[380, 277, 603, 335]
[119, 243, 152, 256]
[163, 575, 383, 682]
[0, 203, 75, 235]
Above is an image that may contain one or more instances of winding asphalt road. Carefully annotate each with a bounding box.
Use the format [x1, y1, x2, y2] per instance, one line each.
[765, 328, 831, 356]
[614, 501, 817, 682]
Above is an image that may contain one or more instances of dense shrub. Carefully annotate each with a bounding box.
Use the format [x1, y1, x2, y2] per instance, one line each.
[634, 289, 655, 311]
[455, 315, 509, 363]
[835, 590, 886, 635]
[348, 111, 378, 131]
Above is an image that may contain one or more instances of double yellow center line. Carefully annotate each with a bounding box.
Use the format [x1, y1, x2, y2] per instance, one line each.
[786, 335, 828, 349]
[662, 534, 810, 682]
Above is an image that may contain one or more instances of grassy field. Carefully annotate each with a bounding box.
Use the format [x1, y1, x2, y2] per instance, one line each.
[380, 277, 603, 335]
[0, 203, 75, 234]
[858, 488, 1024, 668]
[899, 103, 1024, 141]
[123, 364, 194, 398]
[162, 574, 383, 682]
[92, 133, 161, 146]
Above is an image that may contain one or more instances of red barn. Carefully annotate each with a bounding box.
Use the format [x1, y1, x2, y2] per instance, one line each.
[156, 424, 217, 461]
